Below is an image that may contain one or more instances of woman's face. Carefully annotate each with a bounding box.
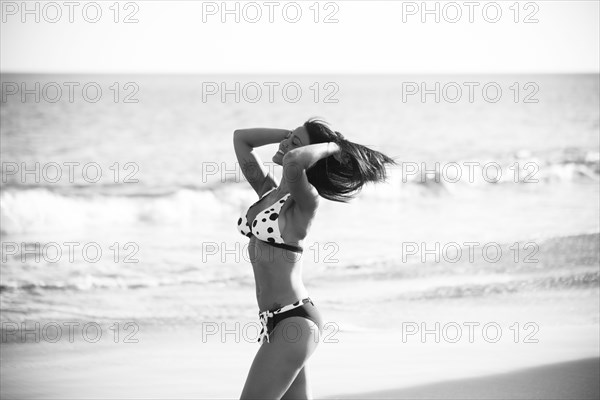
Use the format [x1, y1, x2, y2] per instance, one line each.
[272, 126, 311, 165]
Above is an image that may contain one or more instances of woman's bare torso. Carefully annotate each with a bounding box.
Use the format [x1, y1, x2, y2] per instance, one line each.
[245, 188, 312, 311]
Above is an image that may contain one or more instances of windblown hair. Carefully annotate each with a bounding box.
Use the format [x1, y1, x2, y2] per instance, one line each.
[304, 118, 397, 202]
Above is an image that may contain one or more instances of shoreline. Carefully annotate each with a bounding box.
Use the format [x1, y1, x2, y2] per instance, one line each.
[2, 324, 598, 399]
[327, 357, 600, 400]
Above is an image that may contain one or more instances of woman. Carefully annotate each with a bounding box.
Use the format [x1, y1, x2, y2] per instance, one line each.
[234, 118, 396, 399]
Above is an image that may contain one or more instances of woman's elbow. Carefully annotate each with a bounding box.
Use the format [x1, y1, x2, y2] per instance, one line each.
[282, 150, 307, 173]
[233, 129, 247, 144]
[282, 149, 302, 164]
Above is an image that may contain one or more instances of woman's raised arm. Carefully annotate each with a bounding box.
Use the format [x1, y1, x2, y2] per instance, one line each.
[281, 142, 341, 213]
[233, 128, 290, 197]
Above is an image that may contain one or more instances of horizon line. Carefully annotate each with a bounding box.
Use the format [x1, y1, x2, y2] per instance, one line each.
[1, 70, 599, 76]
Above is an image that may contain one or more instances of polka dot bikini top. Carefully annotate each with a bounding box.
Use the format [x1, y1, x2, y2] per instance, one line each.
[237, 188, 303, 253]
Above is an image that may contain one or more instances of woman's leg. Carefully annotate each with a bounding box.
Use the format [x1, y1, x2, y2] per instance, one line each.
[240, 317, 319, 400]
[282, 363, 312, 400]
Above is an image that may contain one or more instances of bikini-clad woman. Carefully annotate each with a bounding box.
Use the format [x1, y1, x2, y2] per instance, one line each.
[234, 118, 396, 399]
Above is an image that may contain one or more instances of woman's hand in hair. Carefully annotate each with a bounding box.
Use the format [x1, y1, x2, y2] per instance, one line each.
[329, 142, 347, 164]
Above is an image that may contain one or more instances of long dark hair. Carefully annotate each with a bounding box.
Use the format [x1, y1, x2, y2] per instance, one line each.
[304, 118, 397, 202]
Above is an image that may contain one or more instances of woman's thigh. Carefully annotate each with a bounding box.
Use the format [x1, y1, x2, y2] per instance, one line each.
[240, 317, 320, 400]
[282, 364, 312, 400]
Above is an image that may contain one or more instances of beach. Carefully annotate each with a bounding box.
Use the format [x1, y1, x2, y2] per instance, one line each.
[331, 358, 600, 400]
[1, 73, 599, 399]
[3, 232, 599, 399]
[2, 322, 598, 399]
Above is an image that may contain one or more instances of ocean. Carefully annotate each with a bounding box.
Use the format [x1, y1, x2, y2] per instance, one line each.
[1, 73, 598, 334]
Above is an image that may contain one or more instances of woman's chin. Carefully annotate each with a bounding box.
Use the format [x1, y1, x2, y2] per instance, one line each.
[272, 153, 283, 165]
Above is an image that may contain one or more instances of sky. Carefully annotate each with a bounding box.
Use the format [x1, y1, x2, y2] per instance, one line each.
[1, 0, 599, 74]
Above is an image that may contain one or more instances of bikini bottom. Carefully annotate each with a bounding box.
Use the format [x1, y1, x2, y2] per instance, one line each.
[257, 297, 323, 344]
